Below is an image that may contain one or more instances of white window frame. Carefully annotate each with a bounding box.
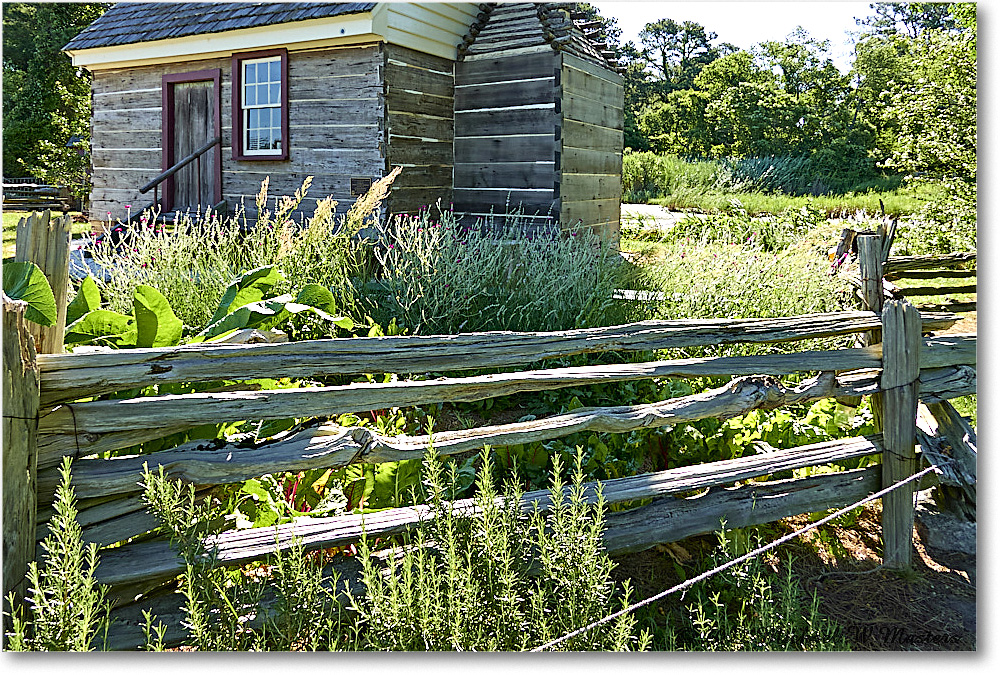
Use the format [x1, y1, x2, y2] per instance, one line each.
[240, 55, 284, 157]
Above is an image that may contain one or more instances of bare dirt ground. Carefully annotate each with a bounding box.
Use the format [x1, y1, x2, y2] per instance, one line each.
[611, 490, 976, 651]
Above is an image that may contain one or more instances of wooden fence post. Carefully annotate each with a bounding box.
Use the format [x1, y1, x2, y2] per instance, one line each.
[14, 210, 71, 354]
[880, 299, 922, 569]
[857, 233, 885, 432]
[2, 294, 41, 606]
[857, 233, 884, 342]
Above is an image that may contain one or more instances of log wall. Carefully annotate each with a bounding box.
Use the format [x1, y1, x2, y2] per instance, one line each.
[384, 44, 455, 216]
[89, 44, 386, 224]
[453, 50, 560, 233]
[558, 52, 624, 244]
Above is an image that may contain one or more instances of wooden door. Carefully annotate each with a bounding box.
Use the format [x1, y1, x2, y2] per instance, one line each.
[162, 69, 222, 213]
[172, 81, 216, 211]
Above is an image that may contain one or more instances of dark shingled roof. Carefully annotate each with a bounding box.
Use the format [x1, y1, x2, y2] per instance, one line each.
[64, 2, 377, 51]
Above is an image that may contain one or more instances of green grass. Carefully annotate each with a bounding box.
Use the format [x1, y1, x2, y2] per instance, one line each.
[647, 182, 941, 218]
[3, 210, 90, 258]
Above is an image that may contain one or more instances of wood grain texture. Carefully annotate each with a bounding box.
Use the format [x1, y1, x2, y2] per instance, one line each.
[89, 434, 885, 588]
[2, 295, 40, 601]
[562, 92, 624, 128]
[925, 400, 976, 486]
[14, 212, 71, 354]
[455, 78, 555, 109]
[455, 52, 556, 87]
[880, 300, 922, 569]
[39, 372, 871, 504]
[36, 311, 954, 406]
[560, 198, 620, 230]
[602, 466, 882, 556]
[560, 146, 622, 175]
[883, 253, 976, 275]
[898, 283, 977, 297]
[453, 162, 555, 189]
[561, 119, 622, 152]
[918, 365, 977, 402]
[455, 107, 557, 137]
[561, 63, 623, 106]
[561, 52, 624, 87]
[452, 187, 555, 211]
[454, 135, 555, 163]
[36, 346, 885, 442]
[559, 174, 623, 203]
[885, 269, 977, 281]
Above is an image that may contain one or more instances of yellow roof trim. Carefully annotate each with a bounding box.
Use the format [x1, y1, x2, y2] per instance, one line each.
[67, 3, 480, 70]
[68, 12, 379, 70]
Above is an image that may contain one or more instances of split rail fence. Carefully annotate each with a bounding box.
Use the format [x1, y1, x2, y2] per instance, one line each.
[2, 216, 977, 649]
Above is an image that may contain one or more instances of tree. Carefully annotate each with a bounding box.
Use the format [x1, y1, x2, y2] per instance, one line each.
[856, 2, 958, 38]
[638, 18, 722, 92]
[2, 2, 109, 196]
[638, 90, 710, 155]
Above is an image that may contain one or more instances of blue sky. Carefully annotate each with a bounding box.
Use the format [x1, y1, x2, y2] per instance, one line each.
[590, 1, 878, 72]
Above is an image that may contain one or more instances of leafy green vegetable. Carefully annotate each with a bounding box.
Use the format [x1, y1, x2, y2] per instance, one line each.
[208, 266, 283, 325]
[133, 285, 183, 348]
[66, 275, 101, 325]
[294, 284, 337, 314]
[2, 261, 57, 326]
[64, 309, 137, 348]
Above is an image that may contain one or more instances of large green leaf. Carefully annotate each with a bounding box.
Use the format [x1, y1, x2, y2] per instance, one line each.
[66, 275, 102, 325]
[2, 261, 57, 326]
[209, 266, 284, 325]
[64, 309, 137, 348]
[292, 284, 354, 330]
[133, 285, 183, 348]
[193, 295, 293, 343]
[295, 284, 337, 314]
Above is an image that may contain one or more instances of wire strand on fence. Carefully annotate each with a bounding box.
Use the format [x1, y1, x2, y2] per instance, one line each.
[528, 463, 939, 652]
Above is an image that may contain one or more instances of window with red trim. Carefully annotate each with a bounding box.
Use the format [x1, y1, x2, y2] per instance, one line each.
[232, 48, 288, 160]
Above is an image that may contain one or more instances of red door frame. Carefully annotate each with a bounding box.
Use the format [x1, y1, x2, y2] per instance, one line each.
[161, 68, 223, 212]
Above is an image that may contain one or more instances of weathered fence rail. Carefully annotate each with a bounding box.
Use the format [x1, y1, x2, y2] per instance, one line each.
[842, 240, 976, 316]
[2, 214, 977, 649]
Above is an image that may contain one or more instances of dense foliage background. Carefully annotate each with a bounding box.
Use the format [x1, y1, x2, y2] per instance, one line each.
[2, 2, 975, 202]
[580, 1, 976, 193]
[2, 2, 109, 195]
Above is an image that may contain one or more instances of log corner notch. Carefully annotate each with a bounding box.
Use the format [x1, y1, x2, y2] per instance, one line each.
[2, 293, 41, 609]
[879, 298, 922, 569]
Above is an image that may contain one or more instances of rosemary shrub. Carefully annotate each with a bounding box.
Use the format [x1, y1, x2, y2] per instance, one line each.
[352, 448, 651, 651]
[5, 457, 110, 651]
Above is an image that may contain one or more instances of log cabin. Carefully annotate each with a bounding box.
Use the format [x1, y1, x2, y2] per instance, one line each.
[65, 2, 624, 242]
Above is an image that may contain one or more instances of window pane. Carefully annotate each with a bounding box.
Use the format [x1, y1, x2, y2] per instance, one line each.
[245, 85, 256, 106]
[272, 107, 282, 129]
[256, 62, 267, 84]
[244, 62, 256, 85]
[247, 130, 259, 151]
[270, 83, 280, 105]
[269, 59, 280, 82]
[258, 84, 269, 105]
[248, 108, 259, 129]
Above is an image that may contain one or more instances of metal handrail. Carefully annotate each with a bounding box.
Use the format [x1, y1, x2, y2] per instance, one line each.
[140, 135, 221, 194]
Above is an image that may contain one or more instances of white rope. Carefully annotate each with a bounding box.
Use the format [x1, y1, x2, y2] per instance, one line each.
[529, 464, 938, 652]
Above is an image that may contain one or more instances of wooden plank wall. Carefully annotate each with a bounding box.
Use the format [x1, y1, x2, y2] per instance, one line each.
[384, 44, 455, 216]
[90, 61, 211, 220]
[453, 50, 559, 232]
[231, 44, 385, 223]
[89, 44, 386, 224]
[558, 52, 624, 244]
